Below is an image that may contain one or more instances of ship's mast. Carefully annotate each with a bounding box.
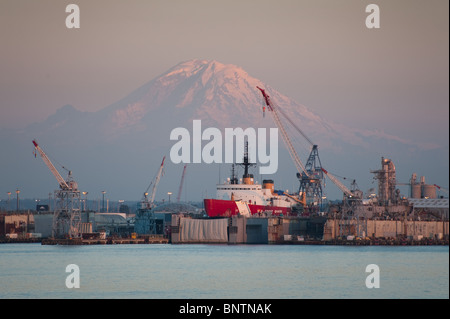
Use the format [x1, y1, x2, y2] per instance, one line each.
[230, 164, 238, 185]
[238, 142, 256, 185]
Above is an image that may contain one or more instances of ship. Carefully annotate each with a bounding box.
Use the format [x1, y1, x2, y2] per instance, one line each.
[204, 143, 304, 217]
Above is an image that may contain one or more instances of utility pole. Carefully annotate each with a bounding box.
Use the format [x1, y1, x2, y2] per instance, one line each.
[7, 192, 11, 212]
[16, 189, 20, 212]
[102, 190, 106, 213]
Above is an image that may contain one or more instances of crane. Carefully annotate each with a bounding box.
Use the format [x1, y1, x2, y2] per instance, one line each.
[434, 184, 449, 196]
[257, 86, 309, 177]
[321, 168, 361, 199]
[257, 86, 327, 209]
[135, 156, 165, 235]
[32, 139, 81, 238]
[177, 164, 187, 202]
[256, 86, 368, 207]
[141, 156, 165, 209]
[32, 139, 74, 190]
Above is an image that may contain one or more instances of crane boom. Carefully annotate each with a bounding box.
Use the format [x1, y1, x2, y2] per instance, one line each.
[150, 156, 165, 205]
[32, 139, 70, 190]
[321, 168, 356, 198]
[256, 86, 309, 177]
[177, 164, 187, 202]
[276, 106, 314, 146]
[434, 184, 449, 194]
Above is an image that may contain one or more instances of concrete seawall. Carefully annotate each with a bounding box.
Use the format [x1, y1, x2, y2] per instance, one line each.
[323, 219, 449, 240]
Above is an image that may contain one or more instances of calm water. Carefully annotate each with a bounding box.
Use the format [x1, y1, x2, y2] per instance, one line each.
[0, 243, 448, 299]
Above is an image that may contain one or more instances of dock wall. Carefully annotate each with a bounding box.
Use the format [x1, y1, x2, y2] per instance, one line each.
[172, 215, 326, 244]
[323, 219, 449, 240]
[171, 215, 228, 244]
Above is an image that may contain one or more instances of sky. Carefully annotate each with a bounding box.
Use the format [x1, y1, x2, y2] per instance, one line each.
[0, 0, 448, 201]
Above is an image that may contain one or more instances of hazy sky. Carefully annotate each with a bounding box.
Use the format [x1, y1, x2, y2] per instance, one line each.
[1, 0, 448, 184]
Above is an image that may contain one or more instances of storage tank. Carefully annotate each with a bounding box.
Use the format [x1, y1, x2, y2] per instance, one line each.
[411, 184, 421, 198]
[422, 184, 436, 199]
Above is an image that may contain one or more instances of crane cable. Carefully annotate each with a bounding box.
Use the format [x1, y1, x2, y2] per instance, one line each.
[276, 106, 314, 147]
[33, 142, 72, 175]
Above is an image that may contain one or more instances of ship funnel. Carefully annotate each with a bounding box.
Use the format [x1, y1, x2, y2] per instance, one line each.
[263, 179, 274, 194]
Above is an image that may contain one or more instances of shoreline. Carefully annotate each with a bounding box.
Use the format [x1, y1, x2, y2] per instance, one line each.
[1, 237, 448, 246]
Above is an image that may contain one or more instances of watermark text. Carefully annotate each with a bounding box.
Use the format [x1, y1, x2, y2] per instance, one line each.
[170, 120, 278, 174]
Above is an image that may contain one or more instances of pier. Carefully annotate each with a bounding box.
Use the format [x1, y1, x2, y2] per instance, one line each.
[278, 237, 449, 246]
[41, 235, 168, 245]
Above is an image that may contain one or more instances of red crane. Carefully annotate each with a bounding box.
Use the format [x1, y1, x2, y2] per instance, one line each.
[257, 86, 309, 177]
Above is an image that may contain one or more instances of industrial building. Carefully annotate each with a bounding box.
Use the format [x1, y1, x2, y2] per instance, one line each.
[0, 213, 36, 239]
[135, 202, 199, 236]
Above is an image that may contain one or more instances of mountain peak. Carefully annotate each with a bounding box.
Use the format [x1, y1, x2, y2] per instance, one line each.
[163, 59, 247, 82]
[148, 59, 268, 127]
[57, 104, 79, 113]
[45, 104, 82, 123]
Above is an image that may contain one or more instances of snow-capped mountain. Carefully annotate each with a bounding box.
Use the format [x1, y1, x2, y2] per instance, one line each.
[2, 59, 446, 201]
[22, 59, 437, 151]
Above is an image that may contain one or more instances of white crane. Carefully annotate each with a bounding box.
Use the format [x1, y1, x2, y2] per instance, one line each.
[135, 156, 166, 235]
[141, 156, 166, 209]
[32, 139, 81, 238]
[33, 139, 75, 190]
[321, 168, 361, 199]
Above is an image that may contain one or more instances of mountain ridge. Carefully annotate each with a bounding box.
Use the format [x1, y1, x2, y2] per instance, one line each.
[2, 59, 447, 201]
[23, 59, 442, 152]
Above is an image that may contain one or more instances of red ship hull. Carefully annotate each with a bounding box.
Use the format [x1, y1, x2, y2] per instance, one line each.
[204, 198, 291, 217]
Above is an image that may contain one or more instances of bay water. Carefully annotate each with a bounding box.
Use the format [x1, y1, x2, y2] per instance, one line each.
[0, 243, 448, 299]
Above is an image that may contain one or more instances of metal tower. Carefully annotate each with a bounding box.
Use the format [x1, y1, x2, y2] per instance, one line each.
[298, 145, 324, 209]
[52, 177, 82, 238]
